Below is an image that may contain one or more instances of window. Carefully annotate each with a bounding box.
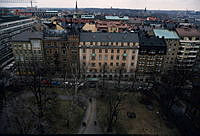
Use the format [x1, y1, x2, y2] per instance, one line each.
[104, 55, 108, 60]
[83, 56, 86, 60]
[92, 49, 95, 53]
[132, 56, 135, 60]
[117, 49, 120, 53]
[116, 55, 120, 60]
[132, 50, 135, 54]
[99, 63, 101, 66]
[105, 62, 107, 66]
[105, 49, 108, 53]
[124, 50, 127, 53]
[83, 62, 86, 66]
[116, 62, 119, 66]
[99, 55, 102, 60]
[111, 49, 114, 53]
[91, 56, 96, 60]
[99, 49, 102, 53]
[63, 58, 67, 61]
[63, 50, 66, 54]
[83, 49, 86, 53]
[31, 40, 40, 49]
[111, 55, 114, 60]
[131, 63, 134, 66]
[122, 63, 126, 66]
[91, 63, 96, 67]
[110, 63, 113, 66]
[123, 56, 126, 60]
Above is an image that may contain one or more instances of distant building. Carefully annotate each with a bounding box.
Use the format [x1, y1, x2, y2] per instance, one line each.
[0, 17, 36, 68]
[81, 15, 95, 19]
[95, 20, 131, 32]
[105, 16, 129, 21]
[176, 27, 200, 71]
[79, 32, 139, 79]
[82, 23, 97, 32]
[137, 34, 167, 82]
[154, 29, 180, 72]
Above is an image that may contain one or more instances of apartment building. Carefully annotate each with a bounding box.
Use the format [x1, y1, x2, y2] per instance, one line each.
[176, 27, 200, 71]
[79, 32, 139, 80]
[43, 30, 69, 76]
[11, 32, 44, 75]
[43, 30, 80, 77]
[154, 29, 180, 72]
[137, 34, 167, 82]
[95, 20, 132, 32]
[0, 17, 36, 68]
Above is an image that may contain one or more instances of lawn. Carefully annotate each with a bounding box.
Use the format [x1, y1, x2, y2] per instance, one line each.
[96, 91, 180, 135]
[4, 87, 85, 134]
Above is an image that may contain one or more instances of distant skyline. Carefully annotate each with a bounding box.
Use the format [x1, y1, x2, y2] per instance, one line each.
[1, 0, 200, 11]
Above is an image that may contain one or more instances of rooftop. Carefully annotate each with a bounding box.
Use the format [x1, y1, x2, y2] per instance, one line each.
[176, 27, 200, 37]
[105, 16, 129, 20]
[139, 34, 166, 47]
[154, 29, 180, 39]
[12, 31, 43, 42]
[80, 32, 139, 43]
[0, 16, 30, 24]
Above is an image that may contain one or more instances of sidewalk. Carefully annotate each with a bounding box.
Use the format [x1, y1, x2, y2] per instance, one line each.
[78, 94, 102, 134]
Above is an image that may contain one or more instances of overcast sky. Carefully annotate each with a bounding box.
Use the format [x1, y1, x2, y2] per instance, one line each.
[1, 0, 200, 10]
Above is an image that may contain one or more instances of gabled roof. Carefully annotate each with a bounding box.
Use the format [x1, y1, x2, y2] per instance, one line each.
[154, 29, 180, 39]
[80, 32, 139, 43]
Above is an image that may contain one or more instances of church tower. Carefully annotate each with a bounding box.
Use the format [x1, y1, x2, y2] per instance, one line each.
[75, 1, 78, 14]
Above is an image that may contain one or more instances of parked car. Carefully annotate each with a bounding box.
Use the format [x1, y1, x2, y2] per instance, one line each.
[51, 81, 61, 86]
[88, 82, 96, 88]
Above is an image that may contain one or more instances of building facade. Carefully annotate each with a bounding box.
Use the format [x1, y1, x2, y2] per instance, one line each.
[79, 32, 139, 80]
[154, 29, 180, 72]
[137, 33, 167, 82]
[176, 28, 200, 71]
[11, 32, 44, 75]
[0, 17, 36, 68]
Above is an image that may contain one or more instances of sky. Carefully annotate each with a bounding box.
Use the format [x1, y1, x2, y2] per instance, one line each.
[0, 0, 200, 11]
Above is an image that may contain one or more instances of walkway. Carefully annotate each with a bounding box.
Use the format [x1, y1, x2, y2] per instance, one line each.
[78, 88, 102, 134]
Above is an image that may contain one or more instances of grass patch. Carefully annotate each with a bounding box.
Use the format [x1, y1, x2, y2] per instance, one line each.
[96, 92, 180, 135]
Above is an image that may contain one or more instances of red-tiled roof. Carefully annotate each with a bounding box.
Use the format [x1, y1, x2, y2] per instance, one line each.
[176, 28, 200, 37]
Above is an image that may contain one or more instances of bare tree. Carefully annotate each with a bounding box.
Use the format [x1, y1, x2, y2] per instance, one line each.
[0, 66, 11, 110]
[26, 62, 58, 134]
[105, 91, 125, 132]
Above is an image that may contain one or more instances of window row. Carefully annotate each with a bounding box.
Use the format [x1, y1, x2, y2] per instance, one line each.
[81, 42, 136, 46]
[82, 48, 136, 54]
[82, 62, 135, 67]
[83, 55, 135, 60]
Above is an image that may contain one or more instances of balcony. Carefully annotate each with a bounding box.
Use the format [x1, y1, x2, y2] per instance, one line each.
[188, 55, 196, 58]
[189, 50, 198, 53]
